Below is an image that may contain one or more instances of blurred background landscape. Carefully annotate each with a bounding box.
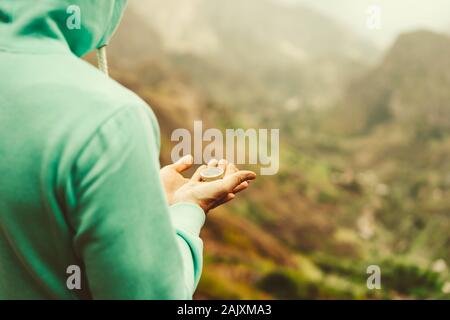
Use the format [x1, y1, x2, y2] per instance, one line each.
[91, 0, 450, 299]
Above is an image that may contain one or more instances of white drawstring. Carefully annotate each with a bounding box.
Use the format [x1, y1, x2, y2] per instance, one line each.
[96, 45, 109, 76]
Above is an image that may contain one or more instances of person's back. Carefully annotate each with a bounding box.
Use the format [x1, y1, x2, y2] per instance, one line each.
[0, 0, 256, 300]
[0, 0, 207, 299]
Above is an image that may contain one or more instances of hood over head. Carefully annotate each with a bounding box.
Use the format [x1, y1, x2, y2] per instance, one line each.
[0, 0, 127, 56]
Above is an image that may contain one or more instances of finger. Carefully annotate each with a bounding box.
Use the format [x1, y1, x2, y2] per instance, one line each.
[210, 193, 235, 210]
[191, 165, 207, 181]
[172, 155, 194, 173]
[216, 193, 235, 206]
[218, 159, 228, 172]
[224, 163, 238, 177]
[207, 159, 218, 168]
[211, 170, 256, 193]
[232, 181, 249, 194]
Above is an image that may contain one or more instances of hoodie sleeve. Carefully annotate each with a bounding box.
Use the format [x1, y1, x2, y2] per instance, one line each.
[66, 104, 205, 299]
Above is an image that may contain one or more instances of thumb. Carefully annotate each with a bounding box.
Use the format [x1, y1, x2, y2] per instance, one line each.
[172, 155, 194, 173]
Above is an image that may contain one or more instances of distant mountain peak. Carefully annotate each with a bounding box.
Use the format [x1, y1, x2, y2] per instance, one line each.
[335, 29, 450, 134]
[385, 30, 450, 66]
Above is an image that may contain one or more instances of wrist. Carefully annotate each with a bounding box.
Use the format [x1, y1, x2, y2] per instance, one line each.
[169, 202, 206, 235]
[172, 190, 201, 209]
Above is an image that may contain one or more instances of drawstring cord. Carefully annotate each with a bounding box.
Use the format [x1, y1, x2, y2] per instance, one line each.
[96, 45, 109, 76]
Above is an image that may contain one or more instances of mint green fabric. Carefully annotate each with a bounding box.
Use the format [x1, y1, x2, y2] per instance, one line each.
[0, 0, 205, 299]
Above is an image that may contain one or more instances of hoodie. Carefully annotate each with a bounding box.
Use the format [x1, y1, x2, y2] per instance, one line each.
[0, 0, 205, 299]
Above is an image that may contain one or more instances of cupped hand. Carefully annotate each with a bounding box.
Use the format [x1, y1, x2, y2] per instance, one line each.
[172, 158, 256, 213]
[160, 155, 193, 205]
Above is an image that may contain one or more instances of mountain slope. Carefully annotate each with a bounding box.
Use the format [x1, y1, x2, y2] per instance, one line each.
[324, 30, 450, 266]
[129, 0, 376, 115]
[333, 30, 450, 134]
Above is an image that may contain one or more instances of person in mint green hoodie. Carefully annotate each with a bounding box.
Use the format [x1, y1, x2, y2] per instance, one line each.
[0, 0, 256, 299]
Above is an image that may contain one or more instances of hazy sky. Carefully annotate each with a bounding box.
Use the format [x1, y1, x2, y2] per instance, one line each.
[279, 0, 450, 48]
